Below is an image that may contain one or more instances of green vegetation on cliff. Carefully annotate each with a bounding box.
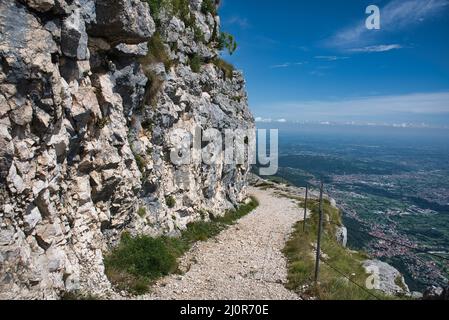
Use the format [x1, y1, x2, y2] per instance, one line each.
[105, 197, 259, 295]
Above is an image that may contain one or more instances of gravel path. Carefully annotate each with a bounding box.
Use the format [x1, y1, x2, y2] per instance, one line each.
[140, 187, 307, 300]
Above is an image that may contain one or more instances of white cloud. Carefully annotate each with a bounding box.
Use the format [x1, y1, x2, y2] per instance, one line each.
[255, 117, 273, 123]
[327, 0, 449, 49]
[314, 56, 349, 61]
[269, 62, 305, 69]
[226, 16, 251, 29]
[349, 44, 403, 52]
[256, 117, 288, 123]
[382, 0, 449, 30]
[309, 70, 326, 77]
[270, 63, 290, 69]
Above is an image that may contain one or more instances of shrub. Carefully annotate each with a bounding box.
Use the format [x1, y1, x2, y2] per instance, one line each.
[104, 233, 185, 294]
[171, 0, 194, 27]
[212, 58, 235, 80]
[106, 234, 179, 279]
[193, 25, 205, 43]
[146, 0, 164, 23]
[201, 0, 217, 16]
[189, 54, 202, 73]
[142, 32, 172, 71]
[217, 32, 237, 55]
[165, 195, 176, 208]
[139, 33, 167, 111]
[146, 0, 194, 28]
[148, 32, 168, 62]
[181, 220, 222, 243]
[209, 20, 218, 44]
[147, 0, 194, 29]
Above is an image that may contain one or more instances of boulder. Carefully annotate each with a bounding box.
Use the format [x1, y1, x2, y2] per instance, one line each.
[0, 228, 15, 246]
[335, 225, 348, 247]
[423, 286, 449, 300]
[89, 0, 155, 44]
[24, 0, 55, 12]
[363, 259, 410, 296]
[112, 63, 148, 115]
[113, 43, 148, 57]
[9, 102, 33, 126]
[23, 206, 42, 233]
[7, 162, 25, 193]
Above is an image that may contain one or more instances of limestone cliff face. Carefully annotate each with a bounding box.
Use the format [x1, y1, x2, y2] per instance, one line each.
[0, 0, 254, 299]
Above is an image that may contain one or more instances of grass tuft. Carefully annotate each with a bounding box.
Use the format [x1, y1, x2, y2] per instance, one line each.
[165, 195, 176, 208]
[201, 0, 217, 16]
[141, 32, 172, 72]
[212, 58, 235, 80]
[134, 154, 147, 173]
[138, 207, 147, 218]
[189, 54, 202, 73]
[104, 233, 185, 295]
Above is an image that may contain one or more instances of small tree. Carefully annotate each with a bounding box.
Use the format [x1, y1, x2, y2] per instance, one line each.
[218, 32, 238, 55]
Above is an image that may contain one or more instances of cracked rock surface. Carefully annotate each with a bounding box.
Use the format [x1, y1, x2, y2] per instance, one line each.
[0, 0, 253, 299]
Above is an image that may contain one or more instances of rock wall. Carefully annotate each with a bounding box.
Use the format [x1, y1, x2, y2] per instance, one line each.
[0, 0, 254, 299]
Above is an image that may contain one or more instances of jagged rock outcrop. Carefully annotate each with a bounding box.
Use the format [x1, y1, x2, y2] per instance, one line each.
[363, 259, 410, 296]
[0, 0, 254, 299]
[423, 286, 449, 300]
[335, 225, 347, 247]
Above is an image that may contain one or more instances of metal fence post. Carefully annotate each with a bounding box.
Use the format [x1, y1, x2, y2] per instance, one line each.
[314, 181, 324, 283]
[303, 184, 308, 232]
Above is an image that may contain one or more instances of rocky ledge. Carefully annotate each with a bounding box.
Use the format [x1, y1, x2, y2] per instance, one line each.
[0, 0, 254, 299]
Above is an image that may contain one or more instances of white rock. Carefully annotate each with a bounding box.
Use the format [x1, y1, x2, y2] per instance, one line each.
[24, 207, 42, 232]
[7, 163, 25, 193]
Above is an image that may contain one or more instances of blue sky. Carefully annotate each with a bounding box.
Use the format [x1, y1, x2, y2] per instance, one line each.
[218, 0, 449, 125]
